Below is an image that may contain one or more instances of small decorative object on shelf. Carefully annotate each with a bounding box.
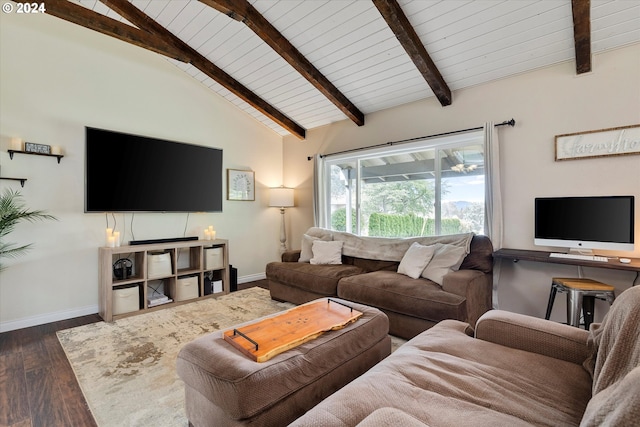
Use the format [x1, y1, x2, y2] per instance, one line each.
[24, 142, 51, 154]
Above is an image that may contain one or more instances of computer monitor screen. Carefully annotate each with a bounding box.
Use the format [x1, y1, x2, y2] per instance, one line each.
[534, 196, 634, 252]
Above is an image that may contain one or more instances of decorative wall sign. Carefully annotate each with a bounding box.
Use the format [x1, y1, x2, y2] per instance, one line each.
[24, 142, 51, 154]
[555, 124, 640, 161]
[227, 169, 255, 201]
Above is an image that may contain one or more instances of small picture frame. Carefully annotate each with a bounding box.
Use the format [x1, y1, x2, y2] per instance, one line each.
[227, 169, 255, 201]
[24, 142, 51, 154]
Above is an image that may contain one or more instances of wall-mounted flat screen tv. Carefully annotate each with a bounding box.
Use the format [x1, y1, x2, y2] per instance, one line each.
[534, 195, 635, 252]
[85, 127, 223, 212]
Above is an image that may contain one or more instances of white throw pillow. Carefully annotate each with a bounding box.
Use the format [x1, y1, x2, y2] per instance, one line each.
[310, 240, 344, 265]
[421, 243, 467, 285]
[397, 242, 437, 279]
[299, 234, 331, 263]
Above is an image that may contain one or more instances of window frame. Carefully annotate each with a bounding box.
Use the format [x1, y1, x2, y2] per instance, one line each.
[322, 130, 484, 236]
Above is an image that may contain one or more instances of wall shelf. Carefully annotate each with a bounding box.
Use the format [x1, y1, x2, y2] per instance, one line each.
[0, 177, 27, 187]
[8, 149, 64, 163]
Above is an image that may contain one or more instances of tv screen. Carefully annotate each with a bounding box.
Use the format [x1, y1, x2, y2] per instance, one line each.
[85, 127, 223, 212]
[534, 196, 635, 252]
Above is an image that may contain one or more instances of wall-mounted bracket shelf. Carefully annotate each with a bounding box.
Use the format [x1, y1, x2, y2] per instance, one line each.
[8, 149, 64, 163]
[0, 177, 27, 187]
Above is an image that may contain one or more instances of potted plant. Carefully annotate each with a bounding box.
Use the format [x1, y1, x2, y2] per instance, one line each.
[0, 188, 56, 271]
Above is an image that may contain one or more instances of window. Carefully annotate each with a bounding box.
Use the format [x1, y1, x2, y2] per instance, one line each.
[323, 131, 485, 237]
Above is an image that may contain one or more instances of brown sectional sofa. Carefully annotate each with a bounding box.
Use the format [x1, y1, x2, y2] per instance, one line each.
[266, 228, 494, 339]
[291, 285, 640, 426]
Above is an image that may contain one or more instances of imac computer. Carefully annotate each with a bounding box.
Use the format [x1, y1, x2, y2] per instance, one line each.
[534, 196, 635, 258]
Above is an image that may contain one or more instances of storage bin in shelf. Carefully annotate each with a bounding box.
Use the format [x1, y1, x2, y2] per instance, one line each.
[147, 251, 173, 279]
[174, 275, 200, 301]
[205, 246, 225, 270]
[113, 284, 142, 315]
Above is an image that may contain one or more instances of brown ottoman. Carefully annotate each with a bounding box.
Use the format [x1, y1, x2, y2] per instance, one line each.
[176, 298, 391, 427]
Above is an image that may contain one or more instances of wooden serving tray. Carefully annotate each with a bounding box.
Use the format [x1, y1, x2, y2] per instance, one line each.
[223, 299, 363, 362]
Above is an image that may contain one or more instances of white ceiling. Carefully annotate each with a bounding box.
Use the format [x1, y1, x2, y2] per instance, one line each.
[74, 0, 640, 137]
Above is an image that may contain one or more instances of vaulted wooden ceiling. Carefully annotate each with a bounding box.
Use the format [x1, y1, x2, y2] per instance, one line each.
[15, 0, 640, 139]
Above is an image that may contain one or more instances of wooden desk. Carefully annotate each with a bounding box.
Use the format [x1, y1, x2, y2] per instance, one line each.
[493, 248, 640, 286]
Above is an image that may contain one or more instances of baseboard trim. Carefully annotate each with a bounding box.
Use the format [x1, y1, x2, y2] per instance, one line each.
[238, 272, 266, 284]
[0, 304, 100, 333]
[0, 273, 268, 333]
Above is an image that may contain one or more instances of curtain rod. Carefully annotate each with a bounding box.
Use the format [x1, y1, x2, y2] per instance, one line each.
[308, 118, 515, 160]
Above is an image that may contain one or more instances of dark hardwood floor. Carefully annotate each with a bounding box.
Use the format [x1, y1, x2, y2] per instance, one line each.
[0, 281, 267, 427]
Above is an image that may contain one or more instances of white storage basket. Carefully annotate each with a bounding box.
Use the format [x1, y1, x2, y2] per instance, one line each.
[113, 286, 140, 315]
[176, 276, 199, 301]
[205, 247, 224, 270]
[148, 252, 172, 279]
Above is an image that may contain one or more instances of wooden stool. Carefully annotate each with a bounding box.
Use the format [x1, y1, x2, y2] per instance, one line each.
[545, 278, 615, 329]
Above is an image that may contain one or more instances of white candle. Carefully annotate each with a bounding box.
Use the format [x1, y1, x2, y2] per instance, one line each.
[113, 231, 121, 247]
[105, 228, 113, 246]
[204, 229, 211, 240]
[211, 230, 216, 240]
[107, 236, 116, 248]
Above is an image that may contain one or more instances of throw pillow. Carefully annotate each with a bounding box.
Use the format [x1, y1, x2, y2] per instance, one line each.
[421, 243, 467, 285]
[310, 240, 344, 265]
[397, 242, 437, 279]
[299, 234, 317, 263]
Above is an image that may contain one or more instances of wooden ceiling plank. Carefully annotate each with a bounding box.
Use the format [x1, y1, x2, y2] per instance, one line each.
[11, 0, 189, 62]
[372, 0, 452, 107]
[199, 0, 365, 127]
[100, 0, 305, 139]
[571, 0, 592, 74]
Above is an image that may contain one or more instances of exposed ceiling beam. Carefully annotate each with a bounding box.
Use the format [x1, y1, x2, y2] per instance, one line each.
[100, 0, 306, 140]
[372, 0, 452, 107]
[199, 0, 365, 127]
[571, 0, 592, 74]
[12, 0, 189, 62]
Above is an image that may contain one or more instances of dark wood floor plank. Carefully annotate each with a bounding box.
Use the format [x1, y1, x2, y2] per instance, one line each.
[26, 366, 71, 427]
[0, 352, 30, 426]
[44, 331, 97, 427]
[0, 328, 25, 356]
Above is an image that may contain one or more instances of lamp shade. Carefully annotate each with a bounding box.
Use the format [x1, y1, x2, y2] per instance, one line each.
[269, 187, 294, 208]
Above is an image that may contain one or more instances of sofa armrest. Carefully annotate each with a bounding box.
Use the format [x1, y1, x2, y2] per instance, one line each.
[475, 310, 590, 365]
[442, 269, 492, 326]
[282, 250, 301, 262]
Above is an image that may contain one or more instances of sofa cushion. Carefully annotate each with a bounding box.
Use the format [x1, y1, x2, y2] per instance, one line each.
[266, 261, 363, 296]
[338, 270, 466, 322]
[291, 319, 592, 427]
[459, 234, 493, 273]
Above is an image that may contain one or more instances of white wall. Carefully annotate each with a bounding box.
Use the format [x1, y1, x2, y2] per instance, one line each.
[0, 12, 286, 331]
[283, 43, 640, 322]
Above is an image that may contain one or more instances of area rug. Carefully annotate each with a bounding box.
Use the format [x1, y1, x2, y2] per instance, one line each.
[57, 287, 407, 426]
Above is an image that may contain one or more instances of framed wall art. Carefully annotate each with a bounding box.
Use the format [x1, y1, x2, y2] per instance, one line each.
[555, 124, 640, 161]
[227, 169, 255, 201]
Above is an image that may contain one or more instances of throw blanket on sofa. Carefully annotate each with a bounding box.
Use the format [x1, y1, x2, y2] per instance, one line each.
[305, 227, 474, 262]
[580, 285, 640, 426]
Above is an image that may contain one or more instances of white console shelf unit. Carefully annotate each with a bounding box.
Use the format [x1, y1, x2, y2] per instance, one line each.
[99, 239, 230, 322]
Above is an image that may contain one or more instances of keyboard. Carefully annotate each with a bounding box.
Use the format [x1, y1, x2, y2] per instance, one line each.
[549, 253, 608, 262]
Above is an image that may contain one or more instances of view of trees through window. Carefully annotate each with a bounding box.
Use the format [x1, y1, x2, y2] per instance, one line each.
[326, 139, 485, 238]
